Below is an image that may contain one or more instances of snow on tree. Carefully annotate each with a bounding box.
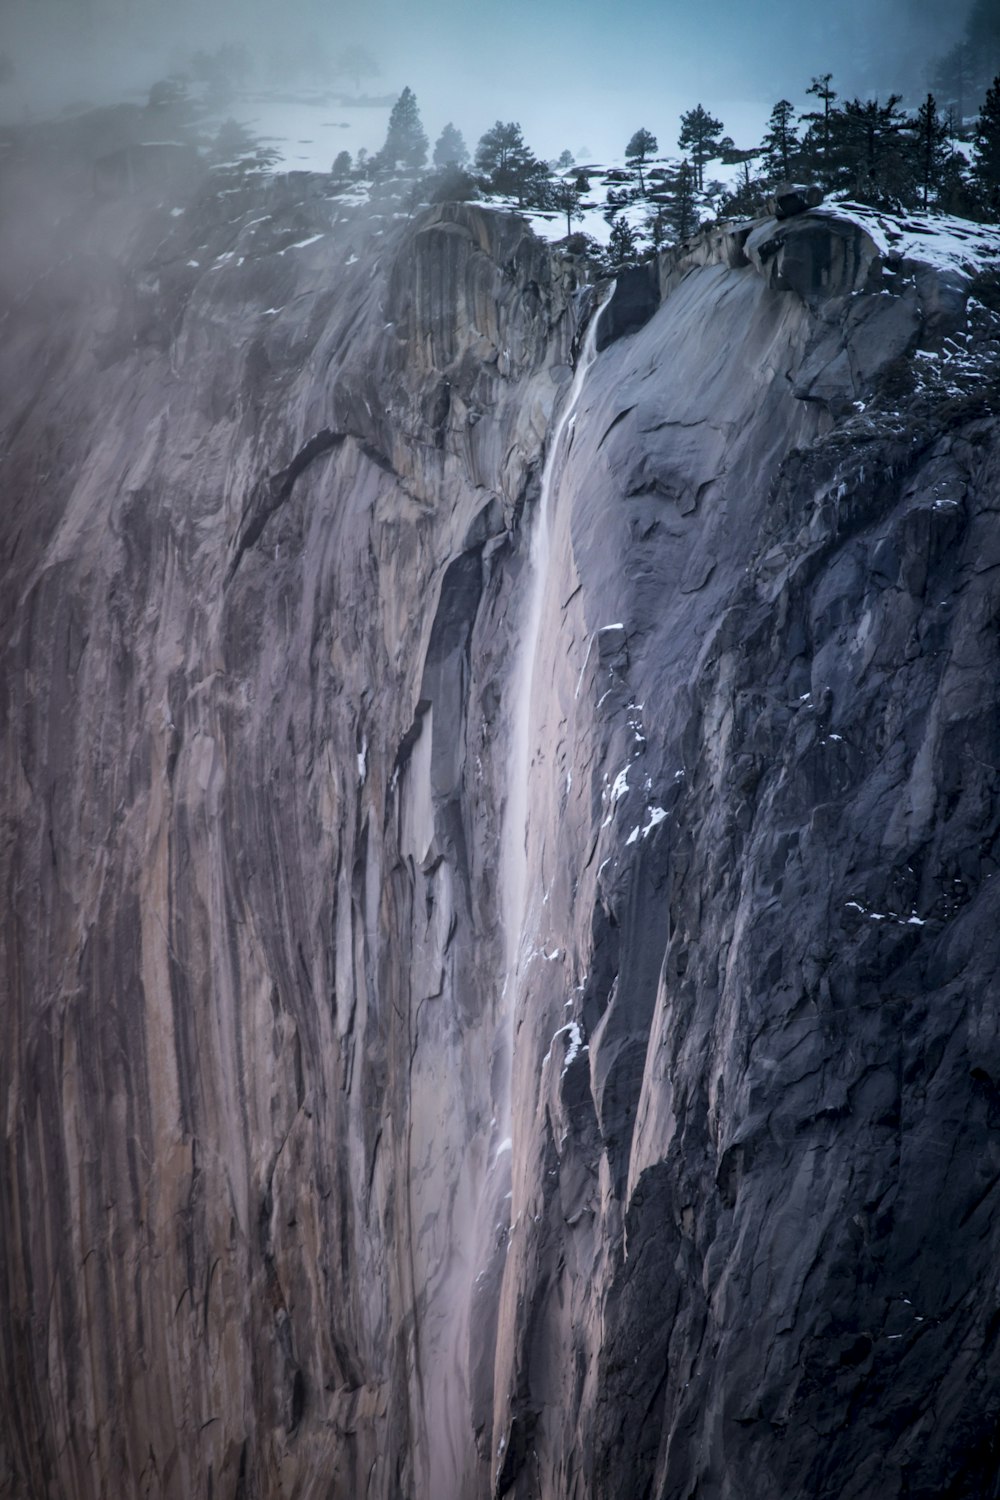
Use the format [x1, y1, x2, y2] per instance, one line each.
[608, 215, 639, 266]
[433, 123, 468, 168]
[678, 105, 725, 191]
[625, 128, 658, 192]
[603, 185, 630, 227]
[376, 87, 428, 173]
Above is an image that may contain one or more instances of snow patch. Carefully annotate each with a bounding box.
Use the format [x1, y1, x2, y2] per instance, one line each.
[280, 232, 326, 253]
[817, 203, 1000, 280]
[542, 1021, 586, 1074]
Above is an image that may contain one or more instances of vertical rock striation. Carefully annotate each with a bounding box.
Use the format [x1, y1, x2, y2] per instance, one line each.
[3, 127, 1000, 1500]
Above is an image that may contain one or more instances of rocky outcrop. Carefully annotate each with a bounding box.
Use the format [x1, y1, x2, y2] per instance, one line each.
[2, 121, 1000, 1500]
[768, 181, 825, 219]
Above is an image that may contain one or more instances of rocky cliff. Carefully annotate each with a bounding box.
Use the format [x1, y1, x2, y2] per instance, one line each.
[3, 126, 1000, 1500]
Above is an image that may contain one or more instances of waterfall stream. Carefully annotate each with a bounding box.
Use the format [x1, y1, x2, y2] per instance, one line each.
[498, 292, 608, 1139]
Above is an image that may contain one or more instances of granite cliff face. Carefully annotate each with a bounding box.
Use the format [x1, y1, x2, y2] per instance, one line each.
[3, 131, 1000, 1500]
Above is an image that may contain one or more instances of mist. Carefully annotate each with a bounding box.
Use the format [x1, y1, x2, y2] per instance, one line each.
[0, 0, 977, 162]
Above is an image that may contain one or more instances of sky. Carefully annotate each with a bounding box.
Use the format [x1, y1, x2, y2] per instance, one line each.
[0, 0, 977, 161]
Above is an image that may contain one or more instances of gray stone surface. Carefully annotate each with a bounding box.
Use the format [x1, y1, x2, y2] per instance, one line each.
[769, 181, 825, 219]
[2, 117, 1000, 1500]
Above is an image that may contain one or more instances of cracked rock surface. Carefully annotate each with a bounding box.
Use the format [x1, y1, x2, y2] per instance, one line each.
[2, 119, 1000, 1500]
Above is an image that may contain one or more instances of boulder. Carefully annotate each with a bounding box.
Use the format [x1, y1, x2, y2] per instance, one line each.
[769, 181, 824, 218]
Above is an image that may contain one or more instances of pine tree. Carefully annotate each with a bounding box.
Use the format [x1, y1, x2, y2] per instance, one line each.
[760, 100, 799, 182]
[331, 149, 353, 180]
[678, 105, 725, 191]
[608, 215, 638, 266]
[800, 73, 838, 185]
[663, 157, 697, 241]
[376, 86, 428, 172]
[829, 95, 912, 207]
[972, 76, 1000, 220]
[645, 206, 669, 251]
[625, 127, 658, 192]
[911, 93, 951, 209]
[551, 177, 584, 236]
[433, 122, 468, 168]
[475, 121, 541, 203]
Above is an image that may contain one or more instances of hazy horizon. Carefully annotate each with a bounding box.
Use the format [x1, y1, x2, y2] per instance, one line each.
[0, 0, 979, 163]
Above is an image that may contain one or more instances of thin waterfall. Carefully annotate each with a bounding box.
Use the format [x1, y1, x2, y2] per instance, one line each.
[497, 291, 608, 1140]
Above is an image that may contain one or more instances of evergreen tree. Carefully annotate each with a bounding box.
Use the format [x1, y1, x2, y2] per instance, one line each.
[760, 99, 799, 181]
[645, 206, 669, 251]
[551, 176, 585, 236]
[911, 93, 951, 208]
[663, 157, 697, 240]
[800, 73, 838, 185]
[433, 122, 468, 168]
[678, 105, 725, 191]
[972, 76, 1000, 219]
[331, 149, 353, 180]
[475, 120, 542, 203]
[519, 157, 556, 209]
[936, 149, 975, 216]
[625, 127, 658, 192]
[829, 95, 912, 206]
[556, 149, 575, 169]
[608, 215, 639, 266]
[376, 86, 428, 172]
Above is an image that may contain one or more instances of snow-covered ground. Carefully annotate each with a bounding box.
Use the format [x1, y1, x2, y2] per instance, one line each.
[816, 203, 1000, 278]
[221, 90, 394, 173]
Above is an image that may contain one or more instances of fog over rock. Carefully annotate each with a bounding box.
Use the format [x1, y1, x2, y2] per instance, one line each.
[2, 112, 1000, 1500]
